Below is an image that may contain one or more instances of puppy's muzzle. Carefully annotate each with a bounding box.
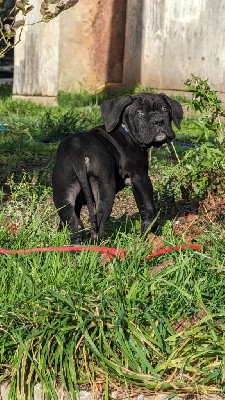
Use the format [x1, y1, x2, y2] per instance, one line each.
[153, 118, 174, 142]
[154, 132, 167, 142]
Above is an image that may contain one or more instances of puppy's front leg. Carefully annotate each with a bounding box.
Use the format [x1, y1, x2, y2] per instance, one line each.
[131, 173, 157, 234]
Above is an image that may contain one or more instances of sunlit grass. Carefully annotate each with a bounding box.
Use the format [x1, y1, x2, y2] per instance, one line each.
[0, 178, 225, 397]
[1, 231, 225, 397]
[0, 85, 225, 397]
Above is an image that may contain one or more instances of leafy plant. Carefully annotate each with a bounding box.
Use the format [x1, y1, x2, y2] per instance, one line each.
[156, 143, 225, 216]
[184, 74, 225, 144]
[155, 75, 225, 207]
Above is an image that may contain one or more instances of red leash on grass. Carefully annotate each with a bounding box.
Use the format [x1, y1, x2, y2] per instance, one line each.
[0, 243, 202, 260]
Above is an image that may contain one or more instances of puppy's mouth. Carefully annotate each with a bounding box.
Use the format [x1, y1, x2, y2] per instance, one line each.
[153, 129, 175, 143]
[153, 132, 167, 142]
[137, 130, 174, 148]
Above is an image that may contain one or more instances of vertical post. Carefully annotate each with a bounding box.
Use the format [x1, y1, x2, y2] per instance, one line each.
[13, 0, 59, 103]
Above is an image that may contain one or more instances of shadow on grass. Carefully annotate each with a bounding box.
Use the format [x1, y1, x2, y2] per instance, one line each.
[105, 191, 202, 240]
[0, 140, 57, 188]
[106, 212, 141, 238]
[82, 203, 200, 245]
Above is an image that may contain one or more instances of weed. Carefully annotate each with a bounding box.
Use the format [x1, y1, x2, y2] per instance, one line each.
[39, 109, 79, 139]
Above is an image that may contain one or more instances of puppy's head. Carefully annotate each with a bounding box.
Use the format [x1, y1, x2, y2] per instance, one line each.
[100, 93, 183, 148]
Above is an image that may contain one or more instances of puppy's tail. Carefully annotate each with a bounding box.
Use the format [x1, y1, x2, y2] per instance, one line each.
[74, 158, 97, 238]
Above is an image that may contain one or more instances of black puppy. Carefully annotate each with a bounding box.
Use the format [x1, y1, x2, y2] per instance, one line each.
[52, 93, 183, 243]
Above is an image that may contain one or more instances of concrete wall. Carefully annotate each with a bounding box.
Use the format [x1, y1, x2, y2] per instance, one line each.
[58, 0, 126, 91]
[13, 0, 225, 98]
[13, 0, 59, 98]
[13, 0, 126, 97]
[123, 0, 225, 92]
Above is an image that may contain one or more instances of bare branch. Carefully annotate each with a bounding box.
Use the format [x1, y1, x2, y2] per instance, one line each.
[0, 0, 80, 58]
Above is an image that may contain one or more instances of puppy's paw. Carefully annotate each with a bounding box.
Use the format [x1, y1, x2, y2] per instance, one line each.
[70, 234, 85, 245]
[141, 221, 159, 237]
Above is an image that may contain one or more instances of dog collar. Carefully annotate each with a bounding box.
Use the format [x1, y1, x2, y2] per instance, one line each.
[121, 123, 129, 133]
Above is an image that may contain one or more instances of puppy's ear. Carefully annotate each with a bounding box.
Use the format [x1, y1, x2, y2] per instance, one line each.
[100, 95, 133, 132]
[160, 93, 183, 129]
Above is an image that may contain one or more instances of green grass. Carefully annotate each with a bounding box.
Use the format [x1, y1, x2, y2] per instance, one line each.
[1, 203, 225, 397]
[0, 84, 225, 398]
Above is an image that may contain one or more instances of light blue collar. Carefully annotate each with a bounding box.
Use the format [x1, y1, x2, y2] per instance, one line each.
[121, 123, 129, 133]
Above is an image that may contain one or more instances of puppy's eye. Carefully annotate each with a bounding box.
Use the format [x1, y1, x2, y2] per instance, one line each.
[162, 106, 167, 112]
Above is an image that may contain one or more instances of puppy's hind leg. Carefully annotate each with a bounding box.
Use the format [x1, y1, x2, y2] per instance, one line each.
[91, 179, 115, 241]
[55, 183, 85, 244]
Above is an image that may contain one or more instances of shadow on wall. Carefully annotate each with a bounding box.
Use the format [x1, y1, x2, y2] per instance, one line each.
[106, 0, 143, 85]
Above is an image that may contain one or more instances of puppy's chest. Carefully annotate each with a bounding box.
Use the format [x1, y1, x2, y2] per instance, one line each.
[118, 150, 149, 184]
[124, 177, 132, 186]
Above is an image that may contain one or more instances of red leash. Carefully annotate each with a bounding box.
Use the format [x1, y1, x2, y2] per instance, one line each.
[0, 243, 202, 260]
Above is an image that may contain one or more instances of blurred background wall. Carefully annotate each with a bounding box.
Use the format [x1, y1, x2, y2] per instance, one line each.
[12, 0, 225, 101]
